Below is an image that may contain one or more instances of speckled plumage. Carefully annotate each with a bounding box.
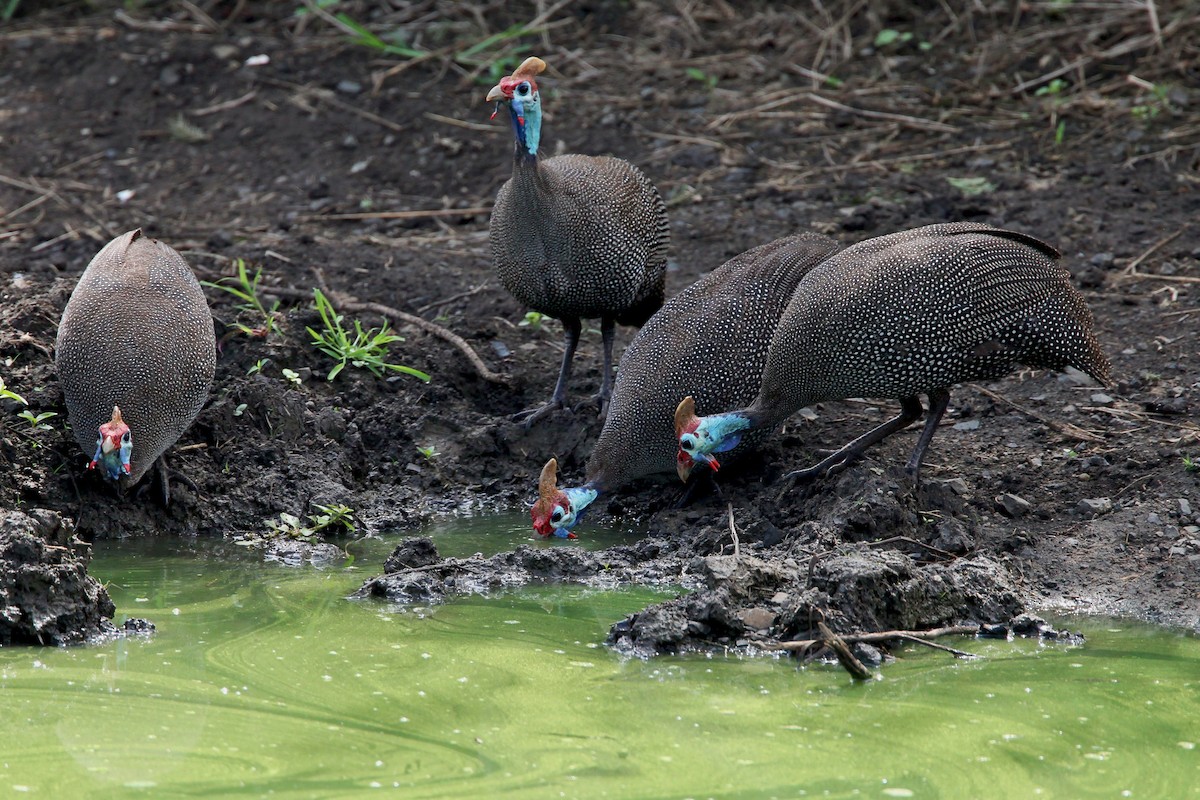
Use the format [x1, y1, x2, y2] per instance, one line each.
[492, 153, 669, 326]
[487, 57, 668, 421]
[56, 229, 216, 486]
[682, 222, 1110, 480]
[534, 233, 841, 536]
[585, 233, 841, 491]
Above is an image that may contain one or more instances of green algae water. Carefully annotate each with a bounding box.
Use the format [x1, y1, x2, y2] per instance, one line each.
[0, 517, 1197, 799]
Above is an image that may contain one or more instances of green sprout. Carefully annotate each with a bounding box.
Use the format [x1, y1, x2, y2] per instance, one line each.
[518, 310, 545, 331]
[1184, 456, 1198, 473]
[307, 289, 431, 383]
[1055, 119, 1067, 146]
[248, 358, 268, 376]
[309, 503, 356, 534]
[0, 375, 27, 406]
[417, 444, 440, 460]
[685, 67, 718, 90]
[17, 410, 56, 431]
[1035, 78, 1068, 97]
[202, 259, 281, 338]
[264, 503, 357, 543]
[1131, 83, 1172, 120]
[874, 29, 929, 50]
[281, 368, 302, 386]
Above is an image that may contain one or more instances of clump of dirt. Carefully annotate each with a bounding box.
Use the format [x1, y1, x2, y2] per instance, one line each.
[0, 509, 117, 645]
[1, 1, 1198, 647]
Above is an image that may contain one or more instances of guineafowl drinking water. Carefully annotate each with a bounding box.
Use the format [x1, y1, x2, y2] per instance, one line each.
[531, 233, 841, 538]
[676, 222, 1111, 484]
[56, 229, 216, 500]
[488, 56, 669, 427]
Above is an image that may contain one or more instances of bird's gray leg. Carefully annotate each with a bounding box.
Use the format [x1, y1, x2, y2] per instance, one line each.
[577, 317, 616, 421]
[157, 457, 171, 506]
[903, 388, 951, 483]
[514, 317, 581, 428]
[783, 396, 925, 484]
[147, 452, 201, 506]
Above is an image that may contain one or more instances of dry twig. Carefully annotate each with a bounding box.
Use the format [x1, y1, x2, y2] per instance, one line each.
[968, 384, 1106, 443]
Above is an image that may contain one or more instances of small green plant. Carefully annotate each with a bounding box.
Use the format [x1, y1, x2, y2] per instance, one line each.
[17, 410, 56, 430]
[518, 310, 545, 331]
[307, 289, 431, 382]
[201, 259, 281, 338]
[265, 512, 314, 542]
[281, 368, 302, 386]
[1035, 78, 1069, 97]
[248, 358, 269, 376]
[874, 29, 931, 51]
[685, 67, 718, 90]
[875, 29, 909, 46]
[946, 176, 996, 196]
[263, 503, 357, 543]
[0, 375, 27, 406]
[1184, 455, 1198, 473]
[309, 503, 356, 534]
[1131, 83, 1172, 120]
[417, 444, 440, 460]
[1054, 119, 1067, 146]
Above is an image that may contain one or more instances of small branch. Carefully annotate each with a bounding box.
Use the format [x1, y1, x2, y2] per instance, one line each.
[189, 91, 258, 117]
[818, 621, 875, 680]
[416, 283, 490, 315]
[767, 624, 981, 654]
[967, 384, 1106, 443]
[1122, 227, 1188, 276]
[802, 92, 958, 133]
[727, 502, 740, 557]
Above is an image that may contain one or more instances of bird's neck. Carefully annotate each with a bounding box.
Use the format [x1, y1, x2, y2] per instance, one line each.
[509, 101, 542, 161]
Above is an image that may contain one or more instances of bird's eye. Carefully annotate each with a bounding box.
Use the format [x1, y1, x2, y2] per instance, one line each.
[517, 82, 530, 96]
[681, 436, 695, 452]
[122, 432, 131, 443]
[551, 508, 564, 523]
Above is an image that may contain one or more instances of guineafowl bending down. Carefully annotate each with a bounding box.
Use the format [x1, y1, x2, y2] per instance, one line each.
[530, 233, 842, 537]
[487, 56, 669, 427]
[677, 222, 1111, 484]
[56, 229, 216, 499]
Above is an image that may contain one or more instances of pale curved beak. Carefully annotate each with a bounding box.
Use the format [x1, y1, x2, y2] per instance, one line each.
[486, 85, 507, 103]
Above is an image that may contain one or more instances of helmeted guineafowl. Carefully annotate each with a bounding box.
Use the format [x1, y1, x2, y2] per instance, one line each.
[676, 222, 1111, 483]
[56, 229, 216, 498]
[531, 233, 841, 537]
[487, 56, 669, 427]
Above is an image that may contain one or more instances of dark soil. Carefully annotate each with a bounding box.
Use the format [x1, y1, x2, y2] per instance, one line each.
[0, 508, 115, 645]
[1, 2, 1198, 650]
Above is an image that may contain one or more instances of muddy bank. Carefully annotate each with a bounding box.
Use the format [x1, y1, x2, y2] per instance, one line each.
[0, 1, 1197, 646]
[0, 509, 116, 645]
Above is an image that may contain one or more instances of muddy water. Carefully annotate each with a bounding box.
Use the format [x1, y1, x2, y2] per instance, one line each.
[0, 518, 1196, 798]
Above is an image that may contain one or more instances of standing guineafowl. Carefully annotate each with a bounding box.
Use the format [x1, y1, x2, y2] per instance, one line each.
[487, 56, 669, 427]
[56, 229, 216, 500]
[531, 233, 841, 537]
[676, 222, 1111, 484]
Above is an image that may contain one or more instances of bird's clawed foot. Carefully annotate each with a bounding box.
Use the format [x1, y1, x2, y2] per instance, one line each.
[571, 390, 611, 422]
[512, 398, 569, 430]
[775, 451, 860, 502]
